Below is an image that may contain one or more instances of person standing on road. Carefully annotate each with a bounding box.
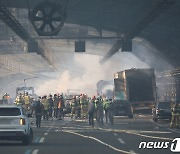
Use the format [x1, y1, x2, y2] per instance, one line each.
[108, 101, 114, 125]
[71, 96, 78, 119]
[175, 103, 180, 129]
[42, 95, 49, 120]
[53, 94, 59, 119]
[88, 96, 96, 126]
[15, 93, 24, 105]
[58, 94, 65, 120]
[48, 94, 54, 119]
[103, 98, 110, 123]
[24, 92, 31, 110]
[96, 97, 104, 125]
[170, 102, 179, 129]
[3, 93, 11, 104]
[77, 96, 81, 118]
[34, 98, 43, 127]
[80, 94, 88, 118]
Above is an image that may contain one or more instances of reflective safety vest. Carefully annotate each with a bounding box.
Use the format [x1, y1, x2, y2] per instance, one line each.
[16, 96, 24, 104]
[42, 99, 49, 110]
[80, 97, 88, 106]
[24, 95, 30, 105]
[103, 101, 110, 110]
[15, 97, 20, 104]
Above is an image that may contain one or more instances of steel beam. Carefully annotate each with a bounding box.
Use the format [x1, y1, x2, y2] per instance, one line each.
[0, 1, 54, 68]
[100, 0, 175, 64]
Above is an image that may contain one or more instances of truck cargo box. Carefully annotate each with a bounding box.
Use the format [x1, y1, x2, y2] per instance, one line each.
[114, 68, 156, 113]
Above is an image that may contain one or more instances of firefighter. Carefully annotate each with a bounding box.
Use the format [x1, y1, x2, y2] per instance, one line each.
[108, 100, 114, 125]
[24, 92, 30, 110]
[15, 95, 20, 105]
[3, 93, 10, 104]
[88, 96, 96, 126]
[48, 94, 54, 118]
[177, 103, 180, 129]
[96, 96, 104, 125]
[71, 96, 78, 119]
[41, 95, 49, 120]
[58, 94, 65, 120]
[170, 102, 179, 129]
[17, 93, 24, 105]
[77, 96, 81, 118]
[94, 98, 98, 122]
[103, 97, 110, 123]
[80, 94, 88, 118]
[53, 94, 59, 119]
[34, 98, 43, 127]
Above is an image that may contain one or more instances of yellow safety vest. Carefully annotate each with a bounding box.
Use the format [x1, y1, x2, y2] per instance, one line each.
[24, 96, 30, 105]
[42, 99, 49, 110]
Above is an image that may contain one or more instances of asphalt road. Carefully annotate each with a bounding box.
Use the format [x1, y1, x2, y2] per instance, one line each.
[0, 114, 179, 154]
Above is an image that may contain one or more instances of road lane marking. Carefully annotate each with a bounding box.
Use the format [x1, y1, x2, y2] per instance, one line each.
[39, 137, 45, 143]
[62, 126, 95, 130]
[63, 130, 132, 154]
[138, 130, 171, 134]
[125, 130, 173, 141]
[97, 127, 171, 134]
[64, 124, 97, 130]
[44, 133, 48, 136]
[63, 129, 95, 133]
[157, 123, 180, 134]
[156, 123, 163, 127]
[32, 150, 39, 154]
[118, 138, 125, 144]
[113, 123, 128, 125]
[95, 127, 173, 141]
[25, 150, 31, 154]
[168, 128, 180, 134]
[74, 119, 87, 122]
[49, 126, 54, 128]
[129, 150, 138, 154]
[138, 115, 146, 118]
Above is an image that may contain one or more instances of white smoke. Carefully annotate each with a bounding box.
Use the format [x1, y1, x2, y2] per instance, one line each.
[34, 37, 173, 97]
[35, 51, 150, 96]
[133, 38, 173, 71]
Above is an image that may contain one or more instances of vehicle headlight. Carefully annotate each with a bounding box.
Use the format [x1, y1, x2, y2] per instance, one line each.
[20, 118, 26, 125]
